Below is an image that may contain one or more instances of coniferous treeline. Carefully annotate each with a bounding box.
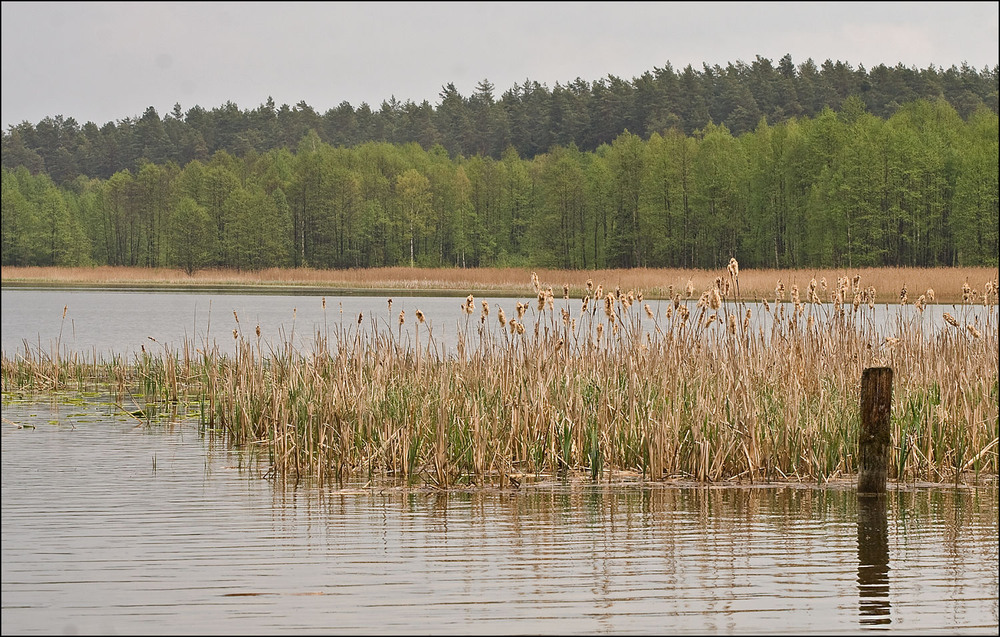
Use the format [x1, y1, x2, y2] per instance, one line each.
[3, 96, 997, 271]
[2, 55, 997, 183]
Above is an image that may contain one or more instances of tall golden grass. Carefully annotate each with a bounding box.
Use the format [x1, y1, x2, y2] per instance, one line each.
[3, 265, 998, 304]
[3, 268, 997, 488]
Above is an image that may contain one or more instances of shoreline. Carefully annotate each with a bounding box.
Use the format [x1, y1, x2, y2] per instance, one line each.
[4, 264, 998, 304]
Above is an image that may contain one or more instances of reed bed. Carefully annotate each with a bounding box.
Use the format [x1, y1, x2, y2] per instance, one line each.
[3, 268, 998, 488]
[3, 265, 997, 304]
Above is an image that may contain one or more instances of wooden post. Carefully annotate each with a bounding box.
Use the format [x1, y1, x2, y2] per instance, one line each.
[858, 367, 893, 495]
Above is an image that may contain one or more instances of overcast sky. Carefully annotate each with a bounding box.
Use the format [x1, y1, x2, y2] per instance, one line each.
[2, 1, 997, 129]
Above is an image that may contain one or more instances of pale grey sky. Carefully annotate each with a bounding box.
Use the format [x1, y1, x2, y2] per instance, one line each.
[2, 1, 997, 129]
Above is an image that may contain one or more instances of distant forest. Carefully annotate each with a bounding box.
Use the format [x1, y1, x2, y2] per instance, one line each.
[2, 55, 998, 271]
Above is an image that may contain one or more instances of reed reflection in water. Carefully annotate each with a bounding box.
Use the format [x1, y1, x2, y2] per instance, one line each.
[2, 401, 998, 635]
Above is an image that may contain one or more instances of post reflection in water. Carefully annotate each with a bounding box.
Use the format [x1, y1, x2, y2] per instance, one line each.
[857, 494, 891, 627]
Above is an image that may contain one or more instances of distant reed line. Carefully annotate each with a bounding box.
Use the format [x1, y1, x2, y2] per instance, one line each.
[2, 268, 997, 488]
[3, 265, 998, 304]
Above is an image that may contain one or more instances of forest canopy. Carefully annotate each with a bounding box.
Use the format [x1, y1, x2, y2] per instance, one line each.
[2, 55, 998, 271]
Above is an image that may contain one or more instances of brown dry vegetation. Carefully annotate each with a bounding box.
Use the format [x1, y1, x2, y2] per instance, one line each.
[3, 267, 997, 489]
[3, 265, 998, 304]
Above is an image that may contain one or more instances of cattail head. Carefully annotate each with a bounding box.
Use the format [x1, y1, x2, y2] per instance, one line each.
[775, 281, 785, 301]
[985, 280, 998, 306]
[357, 312, 363, 325]
[915, 295, 926, 313]
[233, 310, 239, 324]
[743, 308, 751, 331]
[962, 281, 971, 303]
[943, 312, 959, 328]
[516, 302, 526, 320]
[679, 306, 690, 322]
[685, 280, 695, 299]
[537, 291, 546, 312]
[727, 313, 737, 334]
[967, 324, 982, 338]
[387, 298, 392, 311]
[696, 289, 709, 309]
[531, 271, 540, 293]
[899, 284, 908, 305]
[586, 279, 593, 292]
[705, 313, 718, 328]
[596, 323, 604, 340]
[232, 329, 238, 340]
[563, 284, 570, 299]
[727, 257, 739, 279]
[255, 324, 261, 338]
[415, 309, 425, 324]
[710, 287, 721, 310]
[763, 298, 771, 313]
[399, 310, 405, 325]
[604, 293, 614, 318]
[555, 338, 564, 352]
[481, 299, 489, 317]
[644, 303, 654, 319]
[322, 297, 326, 310]
[497, 306, 506, 327]
[561, 308, 570, 325]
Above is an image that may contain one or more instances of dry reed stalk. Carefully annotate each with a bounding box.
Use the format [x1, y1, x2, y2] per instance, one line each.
[3, 271, 997, 487]
[6, 265, 997, 304]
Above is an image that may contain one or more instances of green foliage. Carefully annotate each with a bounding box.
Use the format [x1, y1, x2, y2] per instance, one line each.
[1, 99, 997, 270]
[169, 196, 214, 274]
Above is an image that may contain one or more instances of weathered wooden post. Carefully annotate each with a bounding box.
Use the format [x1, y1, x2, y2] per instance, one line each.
[858, 367, 893, 495]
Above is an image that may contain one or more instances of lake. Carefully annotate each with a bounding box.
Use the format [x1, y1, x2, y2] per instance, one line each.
[2, 287, 995, 358]
[2, 288, 998, 634]
[2, 399, 997, 635]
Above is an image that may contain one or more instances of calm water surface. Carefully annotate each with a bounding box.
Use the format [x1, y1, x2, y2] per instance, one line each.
[2, 399, 997, 635]
[3, 288, 996, 358]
